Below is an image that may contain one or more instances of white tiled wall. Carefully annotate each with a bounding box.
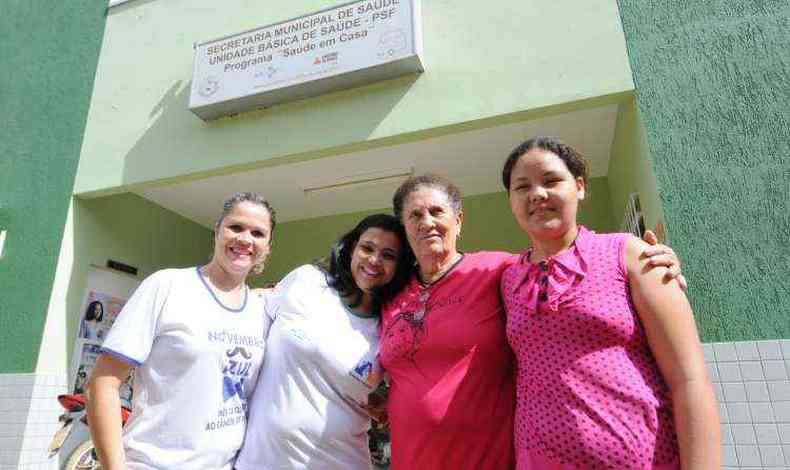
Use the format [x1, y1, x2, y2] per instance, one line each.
[705, 339, 790, 469]
[0, 373, 67, 470]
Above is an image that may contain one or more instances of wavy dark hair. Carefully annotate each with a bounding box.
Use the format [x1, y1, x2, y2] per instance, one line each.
[317, 214, 415, 316]
[84, 301, 104, 322]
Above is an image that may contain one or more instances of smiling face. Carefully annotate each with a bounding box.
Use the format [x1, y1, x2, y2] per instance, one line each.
[212, 201, 272, 277]
[350, 227, 401, 294]
[401, 186, 463, 263]
[508, 148, 585, 241]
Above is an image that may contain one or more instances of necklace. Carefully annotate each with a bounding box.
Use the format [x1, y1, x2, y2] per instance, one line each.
[409, 253, 464, 324]
[418, 252, 464, 287]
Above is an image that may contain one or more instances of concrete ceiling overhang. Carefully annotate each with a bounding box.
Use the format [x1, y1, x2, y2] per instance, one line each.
[138, 104, 618, 226]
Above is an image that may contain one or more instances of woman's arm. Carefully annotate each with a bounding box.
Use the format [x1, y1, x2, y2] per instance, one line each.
[625, 237, 720, 470]
[86, 354, 133, 470]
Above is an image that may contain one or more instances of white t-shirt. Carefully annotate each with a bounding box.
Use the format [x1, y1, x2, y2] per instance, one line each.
[81, 319, 103, 341]
[101, 267, 268, 470]
[235, 265, 383, 470]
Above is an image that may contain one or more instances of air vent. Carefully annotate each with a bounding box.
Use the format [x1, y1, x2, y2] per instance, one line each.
[621, 193, 645, 238]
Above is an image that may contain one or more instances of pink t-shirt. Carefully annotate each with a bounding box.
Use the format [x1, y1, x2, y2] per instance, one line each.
[380, 251, 518, 470]
[501, 227, 679, 469]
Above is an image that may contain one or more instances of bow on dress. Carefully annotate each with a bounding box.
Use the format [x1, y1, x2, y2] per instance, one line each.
[508, 227, 594, 315]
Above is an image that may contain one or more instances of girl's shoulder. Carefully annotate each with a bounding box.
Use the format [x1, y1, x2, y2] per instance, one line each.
[464, 250, 520, 269]
[577, 229, 635, 256]
[578, 230, 639, 278]
[135, 266, 196, 294]
[278, 264, 330, 292]
[581, 228, 633, 244]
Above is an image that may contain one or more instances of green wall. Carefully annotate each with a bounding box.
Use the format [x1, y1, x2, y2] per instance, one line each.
[0, 1, 107, 372]
[607, 97, 665, 235]
[63, 194, 212, 358]
[260, 181, 614, 284]
[75, 0, 633, 196]
[618, 0, 790, 341]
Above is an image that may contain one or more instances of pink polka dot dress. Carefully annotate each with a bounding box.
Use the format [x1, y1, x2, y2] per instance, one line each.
[501, 227, 679, 469]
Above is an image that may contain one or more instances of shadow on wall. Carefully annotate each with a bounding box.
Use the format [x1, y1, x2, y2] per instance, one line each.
[121, 73, 421, 188]
[62, 195, 213, 369]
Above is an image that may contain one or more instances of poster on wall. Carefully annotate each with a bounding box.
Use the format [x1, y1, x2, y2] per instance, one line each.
[71, 340, 102, 395]
[70, 268, 141, 409]
[70, 339, 135, 407]
[70, 340, 104, 396]
[77, 291, 126, 342]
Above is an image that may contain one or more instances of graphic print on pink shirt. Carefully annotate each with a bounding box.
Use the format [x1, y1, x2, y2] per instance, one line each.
[380, 251, 518, 470]
[381, 286, 466, 363]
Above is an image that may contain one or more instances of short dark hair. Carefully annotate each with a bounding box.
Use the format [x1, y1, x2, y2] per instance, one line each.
[502, 136, 589, 190]
[392, 174, 463, 221]
[317, 214, 415, 316]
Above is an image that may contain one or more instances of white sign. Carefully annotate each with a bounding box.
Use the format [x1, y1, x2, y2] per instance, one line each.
[189, 0, 423, 120]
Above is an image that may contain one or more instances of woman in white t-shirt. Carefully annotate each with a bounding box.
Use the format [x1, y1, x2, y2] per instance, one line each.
[87, 192, 276, 470]
[235, 213, 415, 470]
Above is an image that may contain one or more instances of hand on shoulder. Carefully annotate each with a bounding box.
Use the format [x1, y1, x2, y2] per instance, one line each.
[638, 230, 688, 290]
[625, 236, 684, 290]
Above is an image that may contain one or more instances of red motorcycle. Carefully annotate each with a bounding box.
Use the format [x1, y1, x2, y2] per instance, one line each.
[48, 394, 130, 470]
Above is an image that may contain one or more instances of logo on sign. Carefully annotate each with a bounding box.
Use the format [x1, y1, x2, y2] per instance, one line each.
[198, 76, 220, 97]
[314, 52, 340, 66]
[378, 30, 407, 59]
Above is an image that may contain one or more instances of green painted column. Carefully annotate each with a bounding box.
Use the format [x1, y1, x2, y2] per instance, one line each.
[617, 0, 790, 341]
[0, 1, 108, 372]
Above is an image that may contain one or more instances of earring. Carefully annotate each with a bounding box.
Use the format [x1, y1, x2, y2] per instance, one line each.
[253, 253, 268, 275]
[253, 260, 266, 275]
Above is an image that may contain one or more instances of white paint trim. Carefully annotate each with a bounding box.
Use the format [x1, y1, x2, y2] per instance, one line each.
[36, 200, 76, 376]
[108, 0, 138, 8]
[0, 230, 6, 258]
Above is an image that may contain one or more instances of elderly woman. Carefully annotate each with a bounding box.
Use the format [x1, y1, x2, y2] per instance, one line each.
[379, 174, 685, 470]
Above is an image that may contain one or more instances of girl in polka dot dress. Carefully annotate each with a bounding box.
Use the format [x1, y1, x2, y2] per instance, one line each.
[500, 137, 720, 469]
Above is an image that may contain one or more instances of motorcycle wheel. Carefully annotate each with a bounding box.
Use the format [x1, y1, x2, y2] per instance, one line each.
[64, 440, 101, 470]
